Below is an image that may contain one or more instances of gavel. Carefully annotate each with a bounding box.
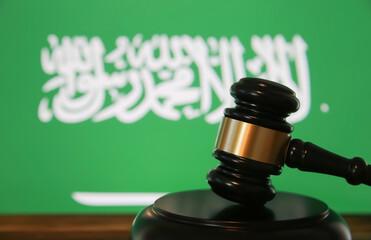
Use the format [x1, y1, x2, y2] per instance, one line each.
[207, 77, 371, 206]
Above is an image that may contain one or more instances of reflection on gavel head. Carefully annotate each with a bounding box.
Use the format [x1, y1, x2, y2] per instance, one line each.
[207, 77, 300, 206]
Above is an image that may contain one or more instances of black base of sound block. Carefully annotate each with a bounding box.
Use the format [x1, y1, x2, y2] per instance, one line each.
[131, 189, 351, 240]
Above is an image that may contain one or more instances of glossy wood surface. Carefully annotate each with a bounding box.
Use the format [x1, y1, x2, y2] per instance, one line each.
[0, 214, 370, 240]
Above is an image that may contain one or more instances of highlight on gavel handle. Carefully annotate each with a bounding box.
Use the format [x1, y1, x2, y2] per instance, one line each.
[286, 139, 371, 187]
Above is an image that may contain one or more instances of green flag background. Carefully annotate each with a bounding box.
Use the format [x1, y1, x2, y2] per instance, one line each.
[0, 0, 370, 213]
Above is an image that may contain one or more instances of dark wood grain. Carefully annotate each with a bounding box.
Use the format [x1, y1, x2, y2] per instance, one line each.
[344, 215, 371, 240]
[0, 214, 370, 240]
[0, 215, 134, 240]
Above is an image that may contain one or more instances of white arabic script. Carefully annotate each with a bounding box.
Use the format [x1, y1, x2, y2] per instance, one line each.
[38, 34, 311, 124]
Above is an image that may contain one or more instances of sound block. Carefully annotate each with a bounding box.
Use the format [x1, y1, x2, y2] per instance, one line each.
[131, 189, 351, 240]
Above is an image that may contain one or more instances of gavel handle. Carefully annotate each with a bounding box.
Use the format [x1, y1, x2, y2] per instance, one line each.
[286, 139, 371, 186]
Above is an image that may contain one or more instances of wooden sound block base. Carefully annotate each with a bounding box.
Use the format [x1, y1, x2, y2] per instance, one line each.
[132, 190, 351, 240]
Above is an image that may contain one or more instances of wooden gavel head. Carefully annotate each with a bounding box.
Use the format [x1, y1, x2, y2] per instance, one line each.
[207, 77, 300, 205]
[208, 77, 370, 206]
